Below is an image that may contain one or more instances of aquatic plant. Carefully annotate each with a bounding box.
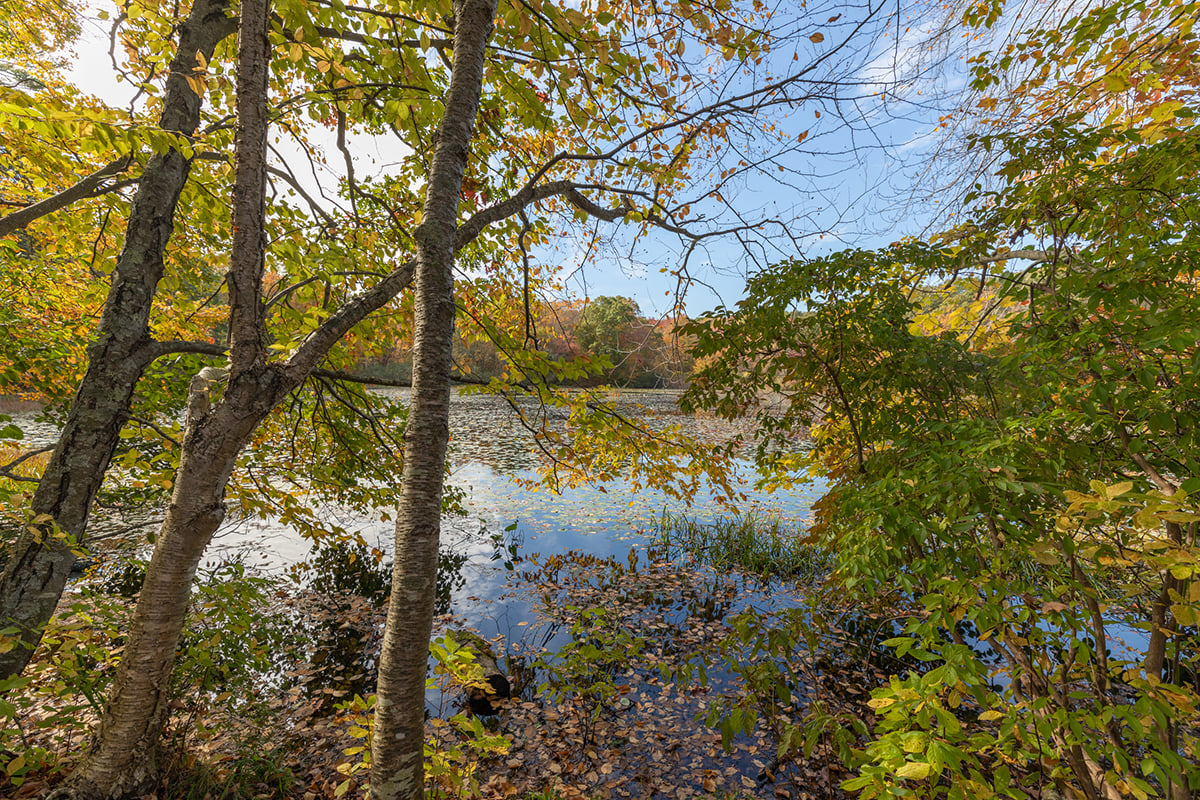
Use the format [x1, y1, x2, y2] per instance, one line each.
[655, 511, 832, 583]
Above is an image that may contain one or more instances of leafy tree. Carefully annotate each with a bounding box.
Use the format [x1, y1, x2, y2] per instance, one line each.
[574, 295, 669, 386]
[683, 4, 1200, 798]
[575, 295, 639, 362]
[0, 0, 82, 85]
[0, 0, 970, 796]
[0, 0, 238, 680]
[686, 82, 1200, 800]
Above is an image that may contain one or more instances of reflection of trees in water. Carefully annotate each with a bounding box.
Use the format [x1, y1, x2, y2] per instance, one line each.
[295, 539, 467, 613]
[287, 539, 471, 706]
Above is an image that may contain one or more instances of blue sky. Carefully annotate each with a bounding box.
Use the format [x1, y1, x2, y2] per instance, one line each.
[61, 0, 982, 317]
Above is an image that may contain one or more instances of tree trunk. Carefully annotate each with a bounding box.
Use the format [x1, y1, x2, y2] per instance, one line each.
[0, 0, 237, 680]
[370, 1, 497, 797]
[50, 0, 276, 794]
[45, 0, 511, 791]
[52, 369, 283, 800]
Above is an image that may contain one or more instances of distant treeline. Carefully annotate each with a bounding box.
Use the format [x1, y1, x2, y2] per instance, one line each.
[355, 295, 695, 388]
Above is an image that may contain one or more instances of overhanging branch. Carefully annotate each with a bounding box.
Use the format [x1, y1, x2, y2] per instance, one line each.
[0, 155, 134, 238]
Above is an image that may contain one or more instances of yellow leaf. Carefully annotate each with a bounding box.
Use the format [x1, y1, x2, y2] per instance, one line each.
[1106, 481, 1133, 499]
[563, 7, 587, 28]
[896, 761, 931, 780]
[1172, 603, 1197, 626]
[1102, 73, 1130, 93]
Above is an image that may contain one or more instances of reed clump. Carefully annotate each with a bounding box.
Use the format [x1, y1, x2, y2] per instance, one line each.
[654, 511, 831, 582]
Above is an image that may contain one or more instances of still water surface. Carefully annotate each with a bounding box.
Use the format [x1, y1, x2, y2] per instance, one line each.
[14, 388, 818, 633]
[13, 390, 827, 795]
[206, 388, 820, 631]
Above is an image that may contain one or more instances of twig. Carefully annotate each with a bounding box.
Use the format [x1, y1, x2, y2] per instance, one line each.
[0, 446, 54, 482]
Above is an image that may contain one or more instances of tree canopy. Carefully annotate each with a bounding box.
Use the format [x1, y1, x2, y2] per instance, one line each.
[3, 0, 1198, 797]
[683, 0, 1200, 796]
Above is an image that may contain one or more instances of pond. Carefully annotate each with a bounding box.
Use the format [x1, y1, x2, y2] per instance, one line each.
[14, 389, 838, 797]
[194, 388, 823, 616]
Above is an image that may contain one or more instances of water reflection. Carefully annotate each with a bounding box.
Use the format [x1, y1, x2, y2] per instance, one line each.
[187, 390, 819, 630]
[23, 390, 823, 734]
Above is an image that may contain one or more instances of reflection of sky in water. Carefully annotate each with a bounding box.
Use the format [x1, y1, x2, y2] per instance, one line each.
[197, 389, 821, 650]
[205, 389, 816, 563]
[442, 457, 821, 638]
[18, 389, 819, 640]
[438, 388, 818, 634]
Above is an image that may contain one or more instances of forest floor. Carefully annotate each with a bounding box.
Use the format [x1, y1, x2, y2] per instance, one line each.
[10, 543, 897, 800]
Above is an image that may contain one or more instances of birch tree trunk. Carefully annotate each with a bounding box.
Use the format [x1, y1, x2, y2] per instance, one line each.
[49, 0, 275, 794]
[369, 1, 497, 797]
[0, 0, 237, 680]
[50, 0, 429, 789]
[49, 370, 282, 800]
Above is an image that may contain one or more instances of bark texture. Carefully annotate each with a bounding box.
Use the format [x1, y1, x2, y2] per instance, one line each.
[52, 0, 424, 792]
[48, 1, 274, 795]
[54, 370, 283, 800]
[370, 1, 497, 797]
[45, 0, 502, 792]
[0, 0, 237, 680]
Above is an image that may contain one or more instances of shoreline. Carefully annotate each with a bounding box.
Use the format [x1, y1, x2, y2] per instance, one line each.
[0, 395, 45, 415]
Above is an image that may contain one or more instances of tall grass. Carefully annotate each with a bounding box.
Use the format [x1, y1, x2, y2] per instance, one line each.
[654, 511, 832, 583]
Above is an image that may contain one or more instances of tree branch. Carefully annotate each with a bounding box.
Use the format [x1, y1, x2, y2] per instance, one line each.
[0, 447, 54, 483]
[227, 0, 272, 376]
[284, 260, 417, 378]
[974, 249, 1052, 265]
[310, 366, 484, 387]
[266, 165, 334, 224]
[140, 340, 228, 362]
[0, 155, 133, 238]
[124, 415, 182, 447]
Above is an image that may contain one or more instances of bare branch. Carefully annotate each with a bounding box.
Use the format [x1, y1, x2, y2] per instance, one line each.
[455, 179, 574, 246]
[284, 260, 416, 378]
[124, 416, 182, 447]
[0, 447, 54, 483]
[140, 340, 228, 361]
[310, 366, 483, 387]
[311, 367, 411, 386]
[975, 249, 1052, 266]
[267, 165, 334, 224]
